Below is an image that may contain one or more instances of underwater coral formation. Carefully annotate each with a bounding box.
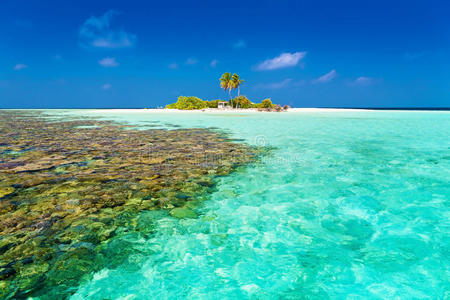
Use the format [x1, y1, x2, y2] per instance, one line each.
[0, 111, 262, 299]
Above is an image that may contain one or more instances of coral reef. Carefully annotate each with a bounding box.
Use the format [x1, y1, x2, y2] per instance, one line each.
[0, 111, 262, 299]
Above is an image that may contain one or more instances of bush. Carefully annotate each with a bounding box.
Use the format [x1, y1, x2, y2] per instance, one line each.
[206, 100, 221, 108]
[253, 99, 275, 108]
[165, 96, 278, 110]
[260, 99, 274, 109]
[166, 103, 177, 109]
[165, 96, 208, 110]
[252, 99, 275, 109]
[231, 96, 252, 108]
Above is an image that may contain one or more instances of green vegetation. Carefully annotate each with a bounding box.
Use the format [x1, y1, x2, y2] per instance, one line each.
[206, 100, 220, 108]
[166, 97, 225, 110]
[219, 72, 245, 108]
[220, 72, 233, 101]
[231, 96, 252, 108]
[165, 96, 208, 110]
[164, 74, 288, 111]
[250, 99, 275, 109]
[231, 74, 245, 105]
[165, 96, 285, 111]
[259, 99, 275, 109]
[165, 97, 225, 110]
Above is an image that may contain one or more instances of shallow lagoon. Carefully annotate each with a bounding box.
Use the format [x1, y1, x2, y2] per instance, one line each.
[3, 109, 450, 299]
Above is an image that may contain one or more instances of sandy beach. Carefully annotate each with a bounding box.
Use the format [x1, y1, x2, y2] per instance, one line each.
[88, 107, 375, 114]
[83, 108, 449, 115]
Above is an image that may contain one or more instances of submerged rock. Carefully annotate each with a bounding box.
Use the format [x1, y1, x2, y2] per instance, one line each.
[170, 207, 198, 219]
[0, 186, 15, 198]
[0, 266, 16, 280]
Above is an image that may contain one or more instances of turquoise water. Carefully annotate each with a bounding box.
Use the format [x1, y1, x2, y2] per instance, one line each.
[47, 110, 450, 299]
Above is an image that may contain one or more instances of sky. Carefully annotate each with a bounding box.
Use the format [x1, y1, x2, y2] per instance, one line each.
[0, 0, 449, 108]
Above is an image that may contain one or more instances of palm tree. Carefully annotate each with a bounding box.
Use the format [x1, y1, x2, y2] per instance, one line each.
[220, 72, 233, 107]
[231, 74, 244, 97]
[231, 74, 245, 108]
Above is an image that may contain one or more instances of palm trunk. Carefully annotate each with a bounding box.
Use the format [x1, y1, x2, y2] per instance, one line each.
[228, 88, 233, 108]
[237, 87, 240, 109]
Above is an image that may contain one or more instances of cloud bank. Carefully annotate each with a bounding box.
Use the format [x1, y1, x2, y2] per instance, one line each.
[79, 10, 136, 49]
[14, 64, 28, 71]
[98, 57, 119, 67]
[102, 83, 112, 90]
[255, 52, 306, 71]
[168, 63, 178, 69]
[353, 76, 374, 86]
[186, 58, 198, 65]
[210, 59, 218, 68]
[314, 69, 337, 83]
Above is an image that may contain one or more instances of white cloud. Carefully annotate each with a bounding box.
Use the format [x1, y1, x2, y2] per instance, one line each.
[233, 39, 246, 49]
[102, 83, 112, 90]
[210, 59, 219, 68]
[79, 10, 136, 49]
[186, 58, 198, 65]
[99, 57, 119, 67]
[14, 64, 28, 71]
[353, 76, 374, 86]
[255, 52, 306, 71]
[254, 78, 293, 90]
[168, 63, 178, 69]
[314, 69, 337, 83]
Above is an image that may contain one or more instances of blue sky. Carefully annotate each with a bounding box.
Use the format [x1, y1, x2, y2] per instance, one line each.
[0, 0, 448, 108]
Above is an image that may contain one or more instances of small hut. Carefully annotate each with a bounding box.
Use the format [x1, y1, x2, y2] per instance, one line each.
[218, 101, 227, 109]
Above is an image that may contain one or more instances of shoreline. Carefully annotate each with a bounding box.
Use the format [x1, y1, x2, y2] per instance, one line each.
[1, 108, 449, 113]
[83, 107, 450, 114]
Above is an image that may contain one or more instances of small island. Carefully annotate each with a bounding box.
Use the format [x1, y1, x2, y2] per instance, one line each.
[165, 72, 290, 112]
